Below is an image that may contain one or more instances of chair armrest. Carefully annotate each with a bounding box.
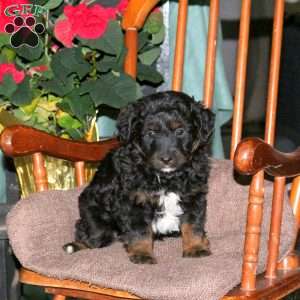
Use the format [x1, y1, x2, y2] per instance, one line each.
[234, 137, 300, 177]
[122, 0, 160, 29]
[0, 125, 120, 162]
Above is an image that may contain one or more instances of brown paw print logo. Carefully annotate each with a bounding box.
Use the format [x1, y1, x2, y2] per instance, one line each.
[5, 16, 45, 48]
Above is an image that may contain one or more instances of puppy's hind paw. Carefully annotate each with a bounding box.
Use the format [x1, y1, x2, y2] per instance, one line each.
[183, 247, 211, 258]
[129, 253, 157, 264]
[63, 242, 88, 254]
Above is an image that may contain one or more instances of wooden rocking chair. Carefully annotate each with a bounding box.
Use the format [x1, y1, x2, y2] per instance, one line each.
[3, 0, 300, 299]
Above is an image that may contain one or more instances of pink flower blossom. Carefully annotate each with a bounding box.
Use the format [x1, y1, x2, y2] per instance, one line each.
[0, 63, 25, 84]
[0, 0, 30, 32]
[64, 4, 112, 39]
[115, 0, 129, 14]
[54, 18, 75, 48]
[54, 3, 112, 47]
[50, 43, 60, 53]
[54, 1, 129, 48]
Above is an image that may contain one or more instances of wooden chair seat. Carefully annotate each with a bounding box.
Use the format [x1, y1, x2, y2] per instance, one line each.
[6, 160, 296, 300]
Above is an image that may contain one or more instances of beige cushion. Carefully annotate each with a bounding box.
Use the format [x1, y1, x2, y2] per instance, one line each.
[6, 159, 296, 300]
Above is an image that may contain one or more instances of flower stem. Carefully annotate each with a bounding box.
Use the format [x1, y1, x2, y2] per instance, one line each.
[85, 113, 98, 141]
[44, 10, 49, 57]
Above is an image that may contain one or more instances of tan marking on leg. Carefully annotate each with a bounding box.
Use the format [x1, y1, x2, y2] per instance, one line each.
[127, 238, 153, 256]
[181, 223, 211, 257]
[127, 234, 157, 264]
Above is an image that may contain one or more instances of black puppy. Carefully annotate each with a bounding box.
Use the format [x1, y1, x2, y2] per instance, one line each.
[64, 91, 215, 264]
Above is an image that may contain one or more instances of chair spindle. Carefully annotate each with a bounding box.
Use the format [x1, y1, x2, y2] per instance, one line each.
[32, 152, 48, 192]
[172, 0, 189, 91]
[290, 177, 300, 224]
[266, 176, 286, 278]
[264, 0, 286, 279]
[75, 161, 86, 187]
[230, 0, 251, 160]
[241, 170, 264, 291]
[241, 0, 285, 289]
[203, 0, 220, 109]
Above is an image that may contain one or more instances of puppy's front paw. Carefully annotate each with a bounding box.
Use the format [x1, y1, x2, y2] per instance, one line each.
[183, 246, 211, 258]
[129, 253, 157, 264]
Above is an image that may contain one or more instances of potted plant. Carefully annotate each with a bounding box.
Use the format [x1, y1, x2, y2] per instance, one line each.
[0, 0, 165, 196]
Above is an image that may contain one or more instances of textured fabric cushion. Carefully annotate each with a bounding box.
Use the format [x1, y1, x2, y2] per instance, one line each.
[6, 159, 296, 300]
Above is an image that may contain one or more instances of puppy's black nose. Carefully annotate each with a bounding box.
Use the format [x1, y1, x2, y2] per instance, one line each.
[160, 156, 172, 164]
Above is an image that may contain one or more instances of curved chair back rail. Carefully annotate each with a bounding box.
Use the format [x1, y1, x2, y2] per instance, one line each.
[234, 137, 300, 177]
[0, 125, 120, 162]
[122, 0, 160, 30]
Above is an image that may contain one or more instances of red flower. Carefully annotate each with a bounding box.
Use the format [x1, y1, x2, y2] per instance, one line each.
[115, 0, 129, 14]
[54, 0, 129, 48]
[54, 3, 114, 47]
[0, 0, 30, 32]
[66, 4, 113, 39]
[0, 63, 25, 84]
[106, 0, 129, 18]
[54, 18, 75, 48]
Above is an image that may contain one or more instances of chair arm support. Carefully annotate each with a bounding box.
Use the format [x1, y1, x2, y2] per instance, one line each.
[0, 125, 120, 162]
[122, 0, 160, 30]
[234, 137, 300, 177]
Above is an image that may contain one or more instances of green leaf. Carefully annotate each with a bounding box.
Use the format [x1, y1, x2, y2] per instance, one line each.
[96, 48, 127, 73]
[65, 128, 84, 140]
[80, 21, 123, 56]
[1, 47, 16, 62]
[13, 109, 32, 122]
[90, 72, 140, 108]
[151, 26, 165, 45]
[0, 75, 18, 98]
[96, 57, 119, 73]
[51, 48, 90, 82]
[0, 109, 25, 127]
[30, 0, 48, 6]
[138, 31, 150, 52]
[15, 41, 44, 62]
[11, 77, 33, 106]
[62, 89, 95, 122]
[57, 112, 82, 130]
[144, 12, 163, 34]
[78, 80, 96, 95]
[137, 63, 163, 84]
[20, 97, 39, 115]
[27, 54, 50, 68]
[138, 47, 161, 65]
[0, 34, 10, 47]
[43, 0, 64, 10]
[40, 75, 74, 97]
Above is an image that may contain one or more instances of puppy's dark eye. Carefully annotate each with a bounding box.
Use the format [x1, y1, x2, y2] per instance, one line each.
[174, 128, 185, 136]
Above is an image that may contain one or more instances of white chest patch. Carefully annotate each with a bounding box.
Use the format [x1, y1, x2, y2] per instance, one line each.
[151, 191, 183, 235]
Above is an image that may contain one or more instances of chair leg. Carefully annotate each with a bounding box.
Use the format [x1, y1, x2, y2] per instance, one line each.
[53, 295, 66, 300]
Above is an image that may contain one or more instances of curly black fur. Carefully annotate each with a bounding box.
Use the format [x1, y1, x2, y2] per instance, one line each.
[66, 91, 215, 264]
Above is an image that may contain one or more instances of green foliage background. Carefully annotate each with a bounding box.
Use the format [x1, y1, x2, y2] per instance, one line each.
[0, 1, 165, 140]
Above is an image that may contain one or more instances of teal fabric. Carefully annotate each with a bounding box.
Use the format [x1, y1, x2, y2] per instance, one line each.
[169, 1, 233, 158]
[97, 116, 116, 138]
[0, 151, 6, 203]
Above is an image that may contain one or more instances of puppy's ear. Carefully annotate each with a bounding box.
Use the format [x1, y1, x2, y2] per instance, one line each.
[191, 101, 215, 145]
[117, 102, 140, 143]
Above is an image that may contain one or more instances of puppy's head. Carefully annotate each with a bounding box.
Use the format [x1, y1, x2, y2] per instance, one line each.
[117, 91, 215, 173]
